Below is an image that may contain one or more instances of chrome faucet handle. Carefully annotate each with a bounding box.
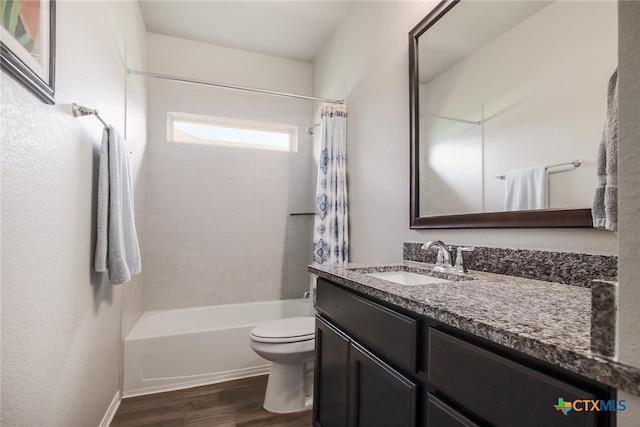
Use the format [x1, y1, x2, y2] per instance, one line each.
[422, 240, 452, 271]
[422, 240, 444, 250]
[454, 247, 474, 273]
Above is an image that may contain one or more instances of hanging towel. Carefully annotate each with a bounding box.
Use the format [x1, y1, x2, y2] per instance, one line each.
[94, 126, 141, 284]
[592, 69, 618, 233]
[503, 166, 548, 211]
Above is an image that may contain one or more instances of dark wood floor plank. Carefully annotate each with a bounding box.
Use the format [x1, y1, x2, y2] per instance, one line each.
[235, 412, 312, 427]
[111, 375, 312, 427]
[110, 411, 185, 427]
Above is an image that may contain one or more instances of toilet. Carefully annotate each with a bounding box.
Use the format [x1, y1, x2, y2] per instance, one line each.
[249, 316, 316, 414]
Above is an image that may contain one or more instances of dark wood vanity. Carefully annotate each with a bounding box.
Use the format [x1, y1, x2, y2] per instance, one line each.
[313, 278, 615, 427]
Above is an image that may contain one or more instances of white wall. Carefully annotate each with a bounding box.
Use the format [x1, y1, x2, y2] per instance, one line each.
[314, 1, 638, 424]
[144, 33, 315, 310]
[616, 1, 640, 423]
[420, 1, 617, 214]
[313, 0, 617, 264]
[0, 2, 146, 425]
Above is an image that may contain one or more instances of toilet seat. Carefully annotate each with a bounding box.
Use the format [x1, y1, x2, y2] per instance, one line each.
[250, 316, 315, 343]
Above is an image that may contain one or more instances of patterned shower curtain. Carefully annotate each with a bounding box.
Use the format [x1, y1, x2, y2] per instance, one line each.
[313, 104, 349, 265]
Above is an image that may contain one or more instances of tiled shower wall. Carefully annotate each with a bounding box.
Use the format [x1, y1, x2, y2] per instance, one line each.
[144, 98, 315, 310]
[143, 33, 316, 310]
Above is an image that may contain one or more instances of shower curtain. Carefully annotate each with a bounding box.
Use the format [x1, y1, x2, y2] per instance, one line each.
[313, 104, 348, 265]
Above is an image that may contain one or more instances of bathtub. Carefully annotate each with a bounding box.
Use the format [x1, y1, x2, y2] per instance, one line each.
[123, 298, 312, 397]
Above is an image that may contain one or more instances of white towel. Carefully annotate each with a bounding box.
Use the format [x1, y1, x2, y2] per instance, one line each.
[503, 166, 548, 211]
[592, 69, 618, 233]
[94, 126, 141, 284]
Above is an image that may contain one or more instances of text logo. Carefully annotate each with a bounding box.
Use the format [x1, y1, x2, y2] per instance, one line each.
[554, 398, 573, 415]
[554, 398, 626, 416]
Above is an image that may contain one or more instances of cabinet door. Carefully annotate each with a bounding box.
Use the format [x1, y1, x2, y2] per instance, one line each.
[314, 316, 350, 427]
[349, 342, 418, 427]
[426, 394, 479, 427]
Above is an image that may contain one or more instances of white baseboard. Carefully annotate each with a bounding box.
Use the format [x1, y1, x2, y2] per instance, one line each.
[122, 365, 270, 398]
[99, 390, 121, 427]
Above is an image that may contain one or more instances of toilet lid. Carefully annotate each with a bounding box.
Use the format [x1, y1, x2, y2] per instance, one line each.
[250, 316, 315, 343]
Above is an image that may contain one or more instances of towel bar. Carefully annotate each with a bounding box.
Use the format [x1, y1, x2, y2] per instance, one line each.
[495, 159, 581, 180]
[72, 103, 108, 128]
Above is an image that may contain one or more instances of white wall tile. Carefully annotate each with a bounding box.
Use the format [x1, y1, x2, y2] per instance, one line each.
[255, 180, 289, 215]
[144, 252, 177, 291]
[144, 252, 177, 310]
[213, 249, 256, 289]
[176, 143, 219, 178]
[176, 176, 217, 216]
[215, 179, 254, 214]
[176, 252, 218, 290]
[253, 249, 286, 289]
[288, 180, 315, 214]
[290, 139, 316, 182]
[146, 140, 177, 177]
[253, 211, 287, 253]
[255, 150, 291, 181]
[217, 148, 255, 179]
[177, 214, 217, 252]
[146, 174, 179, 215]
[175, 285, 219, 308]
[146, 214, 177, 253]
[145, 289, 177, 311]
[212, 213, 255, 252]
[144, 33, 313, 309]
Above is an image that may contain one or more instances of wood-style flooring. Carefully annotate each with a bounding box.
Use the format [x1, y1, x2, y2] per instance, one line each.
[110, 375, 313, 427]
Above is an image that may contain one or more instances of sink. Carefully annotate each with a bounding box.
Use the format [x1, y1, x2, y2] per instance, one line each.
[367, 271, 452, 286]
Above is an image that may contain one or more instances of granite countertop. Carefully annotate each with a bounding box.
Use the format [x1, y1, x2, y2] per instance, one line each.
[309, 260, 640, 396]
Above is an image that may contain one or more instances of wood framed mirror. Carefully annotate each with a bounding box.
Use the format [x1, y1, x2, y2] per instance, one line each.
[409, 0, 616, 229]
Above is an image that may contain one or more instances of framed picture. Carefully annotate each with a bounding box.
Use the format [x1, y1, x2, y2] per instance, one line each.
[0, 0, 55, 104]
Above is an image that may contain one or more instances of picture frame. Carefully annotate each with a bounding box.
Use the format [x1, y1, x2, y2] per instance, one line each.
[0, 0, 56, 104]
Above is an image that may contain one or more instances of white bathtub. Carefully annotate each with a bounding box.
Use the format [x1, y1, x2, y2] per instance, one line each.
[123, 298, 312, 397]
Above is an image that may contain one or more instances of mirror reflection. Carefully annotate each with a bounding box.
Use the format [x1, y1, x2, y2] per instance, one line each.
[415, 1, 617, 218]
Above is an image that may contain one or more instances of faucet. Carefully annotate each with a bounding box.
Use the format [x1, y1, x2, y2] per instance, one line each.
[453, 246, 474, 273]
[422, 241, 474, 273]
[422, 240, 453, 272]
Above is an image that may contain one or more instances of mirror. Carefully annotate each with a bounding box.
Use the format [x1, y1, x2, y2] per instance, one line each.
[409, 0, 617, 228]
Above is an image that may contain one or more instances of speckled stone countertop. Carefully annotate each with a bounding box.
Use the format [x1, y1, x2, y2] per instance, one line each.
[309, 260, 640, 396]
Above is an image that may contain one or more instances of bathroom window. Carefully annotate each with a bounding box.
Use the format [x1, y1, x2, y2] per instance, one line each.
[167, 112, 298, 152]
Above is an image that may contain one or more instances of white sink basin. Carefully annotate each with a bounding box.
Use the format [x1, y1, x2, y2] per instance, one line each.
[367, 271, 451, 286]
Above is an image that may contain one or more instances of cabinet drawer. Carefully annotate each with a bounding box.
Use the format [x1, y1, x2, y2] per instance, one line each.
[316, 279, 418, 372]
[427, 394, 479, 427]
[428, 328, 598, 427]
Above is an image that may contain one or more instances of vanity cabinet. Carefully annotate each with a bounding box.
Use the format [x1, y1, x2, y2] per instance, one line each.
[314, 279, 420, 427]
[313, 278, 614, 427]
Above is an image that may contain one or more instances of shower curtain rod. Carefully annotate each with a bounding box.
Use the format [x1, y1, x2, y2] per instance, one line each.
[127, 69, 344, 104]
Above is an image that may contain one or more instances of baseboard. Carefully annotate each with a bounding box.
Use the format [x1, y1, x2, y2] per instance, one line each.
[122, 365, 270, 398]
[99, 390, 121, 427]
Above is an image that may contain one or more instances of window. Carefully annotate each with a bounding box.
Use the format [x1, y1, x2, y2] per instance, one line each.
[167, 112, 298, 152]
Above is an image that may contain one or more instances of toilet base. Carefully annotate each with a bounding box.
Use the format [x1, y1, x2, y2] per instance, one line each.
[263, 361, 314, 414]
